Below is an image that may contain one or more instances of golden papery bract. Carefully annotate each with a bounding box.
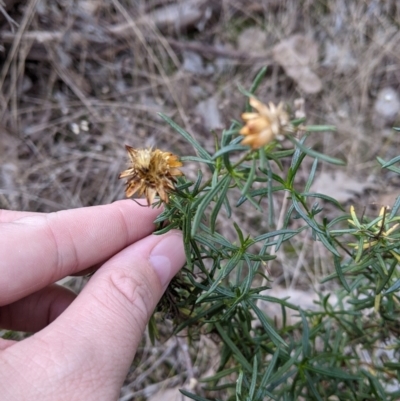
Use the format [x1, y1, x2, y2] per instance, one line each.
[240, 97, 290, 149]
[119, 145, 183, 205]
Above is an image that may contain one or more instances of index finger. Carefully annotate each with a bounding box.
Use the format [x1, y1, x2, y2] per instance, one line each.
[0, 200, 161, 306]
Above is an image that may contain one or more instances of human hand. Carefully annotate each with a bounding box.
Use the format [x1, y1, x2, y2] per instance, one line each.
[0, 200, 186, 400]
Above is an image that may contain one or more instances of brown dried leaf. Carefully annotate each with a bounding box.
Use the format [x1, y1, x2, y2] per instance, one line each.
[310, 171, 377, 204]
[147, 387, 186, 401]
[148, 0, 212, 32]
[273, 34, 322, 94]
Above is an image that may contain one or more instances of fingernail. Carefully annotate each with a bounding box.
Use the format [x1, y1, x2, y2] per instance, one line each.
[149, 232, 185, 288]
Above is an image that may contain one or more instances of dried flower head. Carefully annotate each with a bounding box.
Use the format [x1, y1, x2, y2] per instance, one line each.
[240, 97, 290, 149]
[119, 145, 183, 205]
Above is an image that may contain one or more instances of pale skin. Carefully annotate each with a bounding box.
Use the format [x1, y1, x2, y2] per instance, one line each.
[0, 200, 186, 401]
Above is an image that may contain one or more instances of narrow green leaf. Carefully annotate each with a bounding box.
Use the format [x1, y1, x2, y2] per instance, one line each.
[212, 144, 249, 159]
[384, 278, 400, 295]
[153, 221, 180, 235]
[304, 158, 318, 192]
[292, 196, 324, 234]
[159, 114, 212, 161]
[256, 349, 280, 397]
[362, 369, 386, 399]
[197, 223, 236, 248]
[304, 125, 336, 132]
[376, 258, 397, 294]
[199, 367, 238, 382]
[269, 149, 295, 159]
[354, 236, 364, 262]
[233, 176, 263, 211]
[305, 365, 360, 380]
[381, 154, 400, 168]
[241, 154, 256, 197]
[233, 222, 245, 245]
[268, 348, 301, 384]
[377, 156, 400, 174]
[249, 358, 258, 399]
[316, 231, 340, 256]
[265, 158, 275, 227]
[148, 314, 159, 345]
[191, 175, 230, 236]
[290, 134, 308, 169]
[247, 299, 287, 347]
[249, 66, 268, 94]
[183, 203, 193, 268]
[291, 117, 307, 126]
[333, 255, 350, 292]
[215, 322, 253, 372]
[300, 310, 310, 357]
[197, 250, 243, 302]
[181, 155, 215, 166]
[210, 175, 231, 233]
[304, 371, 324, 401]
[301, 192, 345, 211]
[254, 229, 299, 242]
[276, 203, 296, 251]
[384, 362, 400, 369]
[288, 151, 307, 185]
[192, 169, 203, 194]
[179, 389, 212, 401]
[236, 185, 284, 207]
[222, 123, 239, 146]
[259, 146, 267, 171]
[223, 194, 232, 219]
[252, 295, 299, 310]
[389, 195, 400, 219]
[236, 370, 243, 401]
[174, 181, 193, 192]
[219, 131, 236, 173]
[238, 84, 255, 101]
[327, 214, 351, 228]
[287, 135, 346, 165]
[174, 302, 225, 333]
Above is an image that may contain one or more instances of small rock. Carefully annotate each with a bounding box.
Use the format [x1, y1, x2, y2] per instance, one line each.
[189, 85, 207, 100]
[273, 34, 322, 94]
[148, 0, 211, 32]
[0, 163, 18, 190]
[322, 40, 357, 73]
[214, 42, 235, 75]
[374, 87, 400, 125]
[182, 51, 203, 74]
[237, 26, 268, 55]
[182, 52, 204, 74]
[17, 75, 32, 96]
[147, 387, 184, 401]
[182, 51, 213, 75]
[195, 96, 223, 131]
[78, 0, 101, 14]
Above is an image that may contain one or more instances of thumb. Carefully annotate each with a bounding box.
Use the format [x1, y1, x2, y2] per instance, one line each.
[64, 229, 186, 344]
[3, 230, 186, 401]
[63, 229, 186, 364]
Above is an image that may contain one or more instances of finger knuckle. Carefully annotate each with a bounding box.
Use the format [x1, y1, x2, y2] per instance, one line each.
[107, 268, 154, 325]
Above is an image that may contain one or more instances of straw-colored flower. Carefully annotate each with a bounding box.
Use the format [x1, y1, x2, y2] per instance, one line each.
[119, 145, 183, 205]
[240, 97, 290, 149]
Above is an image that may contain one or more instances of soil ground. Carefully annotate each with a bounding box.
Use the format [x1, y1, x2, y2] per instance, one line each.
[1, 1, 400, 399]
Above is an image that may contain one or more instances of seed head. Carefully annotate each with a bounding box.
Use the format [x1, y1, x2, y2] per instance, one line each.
[240, 97, 290, 149]
[119, 145, 183, 205]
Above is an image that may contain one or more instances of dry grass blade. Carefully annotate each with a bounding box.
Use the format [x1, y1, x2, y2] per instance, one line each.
[0, 0, 18, 31]
[0, 0, 40, 117]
